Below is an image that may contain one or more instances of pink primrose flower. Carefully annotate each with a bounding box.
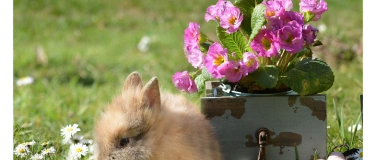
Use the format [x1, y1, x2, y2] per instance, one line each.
[279, 11, 304, 26]
[263, 0, 286, 19]
[172, 71, 198, 93]
[277, 21, 304, 54]
[223, 60, 247, 82]
[299, 0, 328, 21]
[242, 52, 259, 74]
[277, 0, 293, 11]
[251, 29, 280, 57]
[205, 0, 235, 22]
[184, 22, 200, 49]
[219, 6, 243, 33]
[302, 24, 319, 45]
[204, 42, 229, 78]
[183, 22, 204, 68]
[265, 18, 283, 32]
[185, 46, 204, 69]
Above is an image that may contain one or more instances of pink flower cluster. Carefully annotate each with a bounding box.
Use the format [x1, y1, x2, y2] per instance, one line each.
[172, 0, 327, 93]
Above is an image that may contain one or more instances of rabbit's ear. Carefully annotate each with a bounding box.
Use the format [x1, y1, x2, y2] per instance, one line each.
[142, 77, 161, 109]
[123, 72, 143, 93]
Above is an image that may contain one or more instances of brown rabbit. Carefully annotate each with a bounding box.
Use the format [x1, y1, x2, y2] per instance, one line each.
[93, 72, 222, 160]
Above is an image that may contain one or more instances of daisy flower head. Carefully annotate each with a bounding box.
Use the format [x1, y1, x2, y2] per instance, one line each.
[42, 146, 56, 155]
[41, 141, 50, 147]
[30, 153, 44, 160]
[356, 148, 363, 160]
[69, 143, 89, 159]
[14, 143, 29, 158]
[348, 124, 362, 133]
[344, 148, 363, 160]
[16, 76, 34, 86]
[61, 124, 81, 139]
[24, 140, 36, 147]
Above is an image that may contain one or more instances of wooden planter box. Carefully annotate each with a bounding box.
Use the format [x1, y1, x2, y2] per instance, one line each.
[201, 82, 327, 160]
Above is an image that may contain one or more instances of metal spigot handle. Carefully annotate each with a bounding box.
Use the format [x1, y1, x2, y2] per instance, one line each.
[257, 128, 269, 160]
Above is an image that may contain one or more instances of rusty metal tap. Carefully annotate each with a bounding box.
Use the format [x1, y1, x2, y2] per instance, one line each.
[257, 128, 269, 160]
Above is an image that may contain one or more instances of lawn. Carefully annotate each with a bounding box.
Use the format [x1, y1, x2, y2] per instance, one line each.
[13, 0, 363, 159]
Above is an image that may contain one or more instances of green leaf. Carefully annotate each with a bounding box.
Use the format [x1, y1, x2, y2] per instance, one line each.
[234, 0, 264, 17]
[250, 3, 266, 41]
[239, 15, 252, 36]
[302, 11, 315, 23]
[194, 67, 213, 95]
[216, 26, 248, 60]
[199, 42, 211, 52]
[234, 0, 263, 37]
[280, 58, 335, 96]
[285, 48, 312, 72]
[247, 65, 280, 88]
[312, 40, 323, 47]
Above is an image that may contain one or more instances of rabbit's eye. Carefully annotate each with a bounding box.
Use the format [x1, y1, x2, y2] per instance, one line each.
[119, 138, 130, 147]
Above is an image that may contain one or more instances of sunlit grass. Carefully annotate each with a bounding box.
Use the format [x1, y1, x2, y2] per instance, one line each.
[13, 0, 362, 159]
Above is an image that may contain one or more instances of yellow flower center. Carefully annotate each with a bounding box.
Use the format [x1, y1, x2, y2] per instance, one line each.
[360, 151, 363, 157]
[284, 33, 294, 44]
[18, 149, 25, 153]
[213, 56, 224, 66]
[246, 59, 255, 67]
[228, 16, 237, 25]
[76, 148, 82, 153]
[266, 11, 275, 17]
[67, 127, 73, 132]
[261, 37, 271, 50]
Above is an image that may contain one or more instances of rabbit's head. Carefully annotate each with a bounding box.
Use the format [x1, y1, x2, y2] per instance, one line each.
[93, 72, 161, 160]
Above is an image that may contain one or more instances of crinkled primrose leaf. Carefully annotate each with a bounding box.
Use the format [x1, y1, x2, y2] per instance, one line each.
[249, 3, 266, 41]
[245, 65, 280, 88]
[216, 26, 248, 60]
[280, 58, 335, 96]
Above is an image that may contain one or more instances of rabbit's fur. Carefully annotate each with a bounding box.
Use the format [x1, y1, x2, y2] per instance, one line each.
[93, 72, 222, 160]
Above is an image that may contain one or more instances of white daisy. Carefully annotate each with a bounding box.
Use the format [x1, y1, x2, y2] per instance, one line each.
[62, 135, 73, 144]
[137, 36, 151, 52]
[24, 140, 36, 146]
[72, 135, 93, 145]
[317, 23, 327, 33]
[41, 141, 50, 147]
[354, 148, 363, 160]
[41, 146, 56, 155]
[348, 124, 362, 133]
[16, 76, 34, 86]
[61, 124, 81, 139]
[30, 153, 44, 160]
[69, 143, 89, 159]
[14, 144, 29, 158]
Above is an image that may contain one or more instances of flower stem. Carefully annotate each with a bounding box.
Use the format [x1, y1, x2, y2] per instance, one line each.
[276, 50, 286, 69]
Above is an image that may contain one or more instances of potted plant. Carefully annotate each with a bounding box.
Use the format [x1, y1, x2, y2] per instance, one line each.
[171, 0, 332, 159]
[171, 0, 334, 96]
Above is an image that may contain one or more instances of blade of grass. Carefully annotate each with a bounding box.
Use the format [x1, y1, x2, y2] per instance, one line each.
[294, 143, 300, 160]
[350, 112, 362, 146]
[313, 149, 318, 160]
[333, 99, 345, 142]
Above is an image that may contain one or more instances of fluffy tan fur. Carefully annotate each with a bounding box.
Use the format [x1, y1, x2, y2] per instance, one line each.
[93, 72, 222, 160]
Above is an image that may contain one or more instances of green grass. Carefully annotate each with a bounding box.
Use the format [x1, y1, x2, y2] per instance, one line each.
[13, 0, 363, 159]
